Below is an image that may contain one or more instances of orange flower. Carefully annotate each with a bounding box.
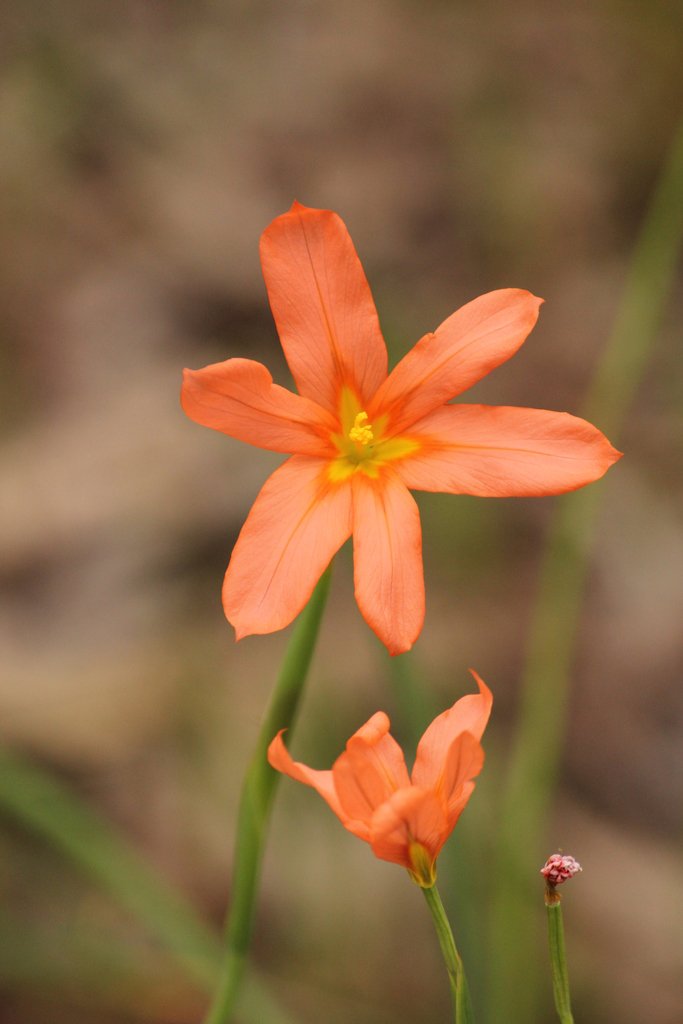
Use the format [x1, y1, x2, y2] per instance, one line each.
[268, 671, 492, 887]
[182, 202, 621, 654]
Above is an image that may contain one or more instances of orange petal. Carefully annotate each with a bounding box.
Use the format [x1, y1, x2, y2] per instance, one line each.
[369, 289, 542, 434]
[223, 456, 352, 639]
[369, 787, 449, 869]
[259, 203, 388, 414]
[440, 731, 484, 822]
[181, 358, 336, 455]
[351, 472, 425, 655]
[444, 779, 477, 834]
[332, 712, 410, 826]
[412, 671, 492, 790]
[267, 730, 345, 824]
[394, 404, 622, 496]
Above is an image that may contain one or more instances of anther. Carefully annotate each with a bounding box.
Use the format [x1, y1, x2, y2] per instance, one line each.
[348, 411, 374, 446]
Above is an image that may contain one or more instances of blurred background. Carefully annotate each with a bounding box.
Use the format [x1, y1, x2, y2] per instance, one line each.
[1, 2, 682, 1022]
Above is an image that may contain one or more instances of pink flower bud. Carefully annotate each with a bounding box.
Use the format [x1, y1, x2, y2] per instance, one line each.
[541, 853, 582, 887]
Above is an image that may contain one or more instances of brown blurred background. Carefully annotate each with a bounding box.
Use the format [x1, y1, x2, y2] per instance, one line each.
[1, 2, 682, 1022]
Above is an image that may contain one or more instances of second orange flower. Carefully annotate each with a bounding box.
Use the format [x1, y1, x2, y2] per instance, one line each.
[268, 671, 492, 887]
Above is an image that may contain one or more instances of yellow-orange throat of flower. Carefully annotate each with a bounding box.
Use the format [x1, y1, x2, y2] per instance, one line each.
[328, 390, 419, 482]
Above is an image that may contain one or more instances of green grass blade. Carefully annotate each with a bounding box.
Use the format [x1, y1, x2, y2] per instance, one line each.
[0, 745, 296, 1023]
[0, 745, 220, 986]
[487, 114, 683, 1023]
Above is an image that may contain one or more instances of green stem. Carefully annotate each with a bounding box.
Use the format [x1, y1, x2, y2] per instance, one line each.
[203, 567, 332, 1024]
[487, 114, 683, 1023]
[422, 884, 475, 1024]
[545, 894, 575, 1024]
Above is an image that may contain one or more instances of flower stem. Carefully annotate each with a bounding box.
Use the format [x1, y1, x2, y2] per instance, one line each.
[203, 567, 332, 1024]
[545, 891, 575, 1024]
[422, 884, 475, 1024]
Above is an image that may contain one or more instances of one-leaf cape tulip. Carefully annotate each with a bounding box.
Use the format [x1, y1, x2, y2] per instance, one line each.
[182, 203, 621, 654]
[268, 671, 492, 887]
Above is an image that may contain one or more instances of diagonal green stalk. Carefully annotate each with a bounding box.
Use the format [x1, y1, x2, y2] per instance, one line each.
[0, 745, 296, 1023]
[0, 745, 221, 990]
[487, 115, 683, 1023]
[422, 883, 475, 1023]
[203, 567, 332, 1024]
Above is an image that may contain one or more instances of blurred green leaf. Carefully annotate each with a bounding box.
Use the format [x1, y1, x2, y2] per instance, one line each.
[487, 113, 683, 1024]
[0, 745, 295, 1023]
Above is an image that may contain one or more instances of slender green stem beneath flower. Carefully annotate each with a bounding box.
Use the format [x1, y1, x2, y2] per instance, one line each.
[422, 884, 475, 1024]
[545, 895, 575, 1024]
[203, 567, 333, 1024]
[488, 115, 683, 1023]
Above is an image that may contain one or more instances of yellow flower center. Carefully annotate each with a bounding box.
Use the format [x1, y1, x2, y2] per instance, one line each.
[348, 411, 374, 446]
[327, 387, 420, 483]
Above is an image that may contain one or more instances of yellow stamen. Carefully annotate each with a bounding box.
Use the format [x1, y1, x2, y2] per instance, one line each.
[348, 411, 374, 446]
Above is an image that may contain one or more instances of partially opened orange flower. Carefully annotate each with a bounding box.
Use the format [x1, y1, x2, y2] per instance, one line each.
[182, 202, 621, 654]
[268, 671, 492, 887]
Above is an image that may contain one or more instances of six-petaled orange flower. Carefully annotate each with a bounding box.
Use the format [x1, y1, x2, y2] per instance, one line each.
[182, 202, 621, 654]
[268, 671, 492, 887]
